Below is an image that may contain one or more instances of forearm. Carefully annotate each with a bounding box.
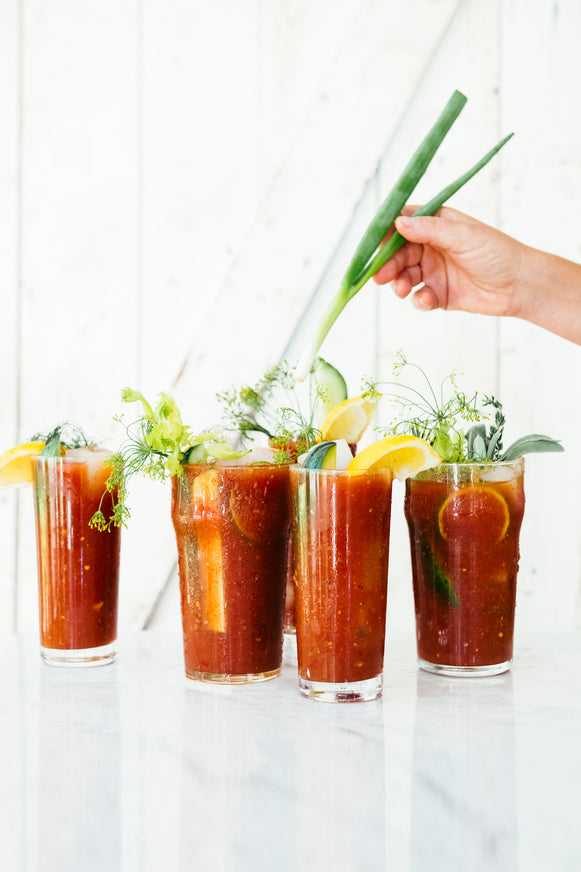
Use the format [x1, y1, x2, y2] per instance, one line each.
[514, 245, 581, 345]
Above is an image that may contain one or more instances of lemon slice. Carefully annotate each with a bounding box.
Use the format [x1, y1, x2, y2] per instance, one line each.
[346, 435, 442, 480]
[438, 486, 510, 544]
[0, 441, 46, 486]
[320, 395, 379, 444]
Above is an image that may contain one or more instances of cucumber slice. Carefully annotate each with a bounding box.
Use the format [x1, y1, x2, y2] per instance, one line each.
[184, 443, 208, 464]
[301, 439, 352, 470]
[419, 535, 459, 606]
[301, 441, 336, 470]
[310, 357, 348, 428]
[184, 440, 248, 464]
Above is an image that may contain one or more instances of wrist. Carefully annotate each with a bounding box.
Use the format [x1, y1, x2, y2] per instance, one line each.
[512, 244, 549, 321]
[515, 245, 581, 344]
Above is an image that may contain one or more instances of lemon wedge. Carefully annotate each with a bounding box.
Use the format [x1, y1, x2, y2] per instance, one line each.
[346, 435, 442, 480]
[321, 395, 379, 444]
[0, 441, 46, 486]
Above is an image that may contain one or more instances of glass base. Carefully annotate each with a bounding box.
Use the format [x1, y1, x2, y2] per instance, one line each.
[185, 666, 281, 685]
[41, 641, 117, 668]
[299, 674, 382, 703]
[418, 657, 511, 677]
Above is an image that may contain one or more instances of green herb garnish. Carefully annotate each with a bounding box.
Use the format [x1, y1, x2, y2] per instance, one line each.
[370, 351, 564, 463]
[217, 358, 344, 456]
[297, 89, 514, 377]
[90, 388, 242, 530]
[31, 422, 90, 457]
[368, 352, 481, 462]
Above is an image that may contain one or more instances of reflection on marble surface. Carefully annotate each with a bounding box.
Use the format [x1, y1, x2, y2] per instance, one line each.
[37, 669, 122, 870]
[0, 632, 580, 871]
[411, 671, 517, 871]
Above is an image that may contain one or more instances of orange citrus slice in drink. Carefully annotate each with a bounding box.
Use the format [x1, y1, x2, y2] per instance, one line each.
[438, 485, 510, 544]
[0, 441, 45, 486]
[229, 480, 289, 541]
[192, 469, 225, 633]
[320, 395, 379, 444]
[346, 435, 442, 480]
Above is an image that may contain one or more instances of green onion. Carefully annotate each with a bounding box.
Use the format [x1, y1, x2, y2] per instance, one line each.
[354, 132, 514, 291]
[344, 89, 468, 289]
[296, 90, 514, 379]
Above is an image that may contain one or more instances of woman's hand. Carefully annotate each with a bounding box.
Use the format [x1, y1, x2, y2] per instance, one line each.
[373, 205, 581, 345]
[373, 206, 528, 318]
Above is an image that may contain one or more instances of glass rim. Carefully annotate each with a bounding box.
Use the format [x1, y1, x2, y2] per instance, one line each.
[181, 460, 289, 469]
[289, 463, 345, 473]
[33, 451, 113, 465]
[288, 464, 392, 477]
[423, 457, 525, 469]
[409, 456, 525, 482]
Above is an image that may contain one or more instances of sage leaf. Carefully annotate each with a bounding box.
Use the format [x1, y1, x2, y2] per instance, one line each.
[501, 435, 564, 462]
[40, 437, 62, 457]
[472, 434, 487, 461]
[487, 428, 503, 460]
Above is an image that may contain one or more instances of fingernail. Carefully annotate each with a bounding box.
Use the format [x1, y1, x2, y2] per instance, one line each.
[397, 216, 415, 229]
[413, 291, 433, 311]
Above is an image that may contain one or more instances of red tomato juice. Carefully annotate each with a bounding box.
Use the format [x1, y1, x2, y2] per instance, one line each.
[404, 460, 525, 672]
[291, 467, 393, 686]
[171, 463, 290, 682]
[33, 455, 120, 653]
[283, 442, 357, 636]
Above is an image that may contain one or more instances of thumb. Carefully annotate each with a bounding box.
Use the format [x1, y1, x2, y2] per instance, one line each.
[395, 214, 459, 251]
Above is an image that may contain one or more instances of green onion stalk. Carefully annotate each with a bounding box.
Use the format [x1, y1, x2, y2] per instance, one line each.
[296, 89, 513, 380]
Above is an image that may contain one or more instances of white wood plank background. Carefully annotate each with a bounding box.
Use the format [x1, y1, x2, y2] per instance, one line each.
[1, 0, 580, 639]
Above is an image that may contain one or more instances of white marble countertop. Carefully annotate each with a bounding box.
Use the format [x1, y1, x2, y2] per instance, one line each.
[1, 631, 580, 872]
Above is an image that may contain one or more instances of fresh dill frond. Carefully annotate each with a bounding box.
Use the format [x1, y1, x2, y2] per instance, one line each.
[90, 388, 238, 529]
[31, 422, 90, 457]
[374, 352, 564, 463]
[217, 361, 321, 452]
[89, 450, 130, 532]
[374, 354, 487, 462]
[360, 378, 383, 404]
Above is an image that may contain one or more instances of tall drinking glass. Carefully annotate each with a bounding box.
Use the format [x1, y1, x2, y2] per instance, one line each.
[171, 462, 290, 683]
[290, 466, 393, 702]
[33, 450, 120, 666]
[405, 459, 525, 676]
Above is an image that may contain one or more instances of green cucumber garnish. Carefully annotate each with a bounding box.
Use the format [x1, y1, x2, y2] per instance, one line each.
[419, 535, 459, 606]
[310, 357, 348, 427]
[301, 441, 337, 470]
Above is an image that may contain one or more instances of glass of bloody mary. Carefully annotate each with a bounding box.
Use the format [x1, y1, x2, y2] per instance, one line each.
[405, 459, 525, 676]
[171, 461, 290, 683]
[290, 465, 393, 702]
[32, 449, 121, 666]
